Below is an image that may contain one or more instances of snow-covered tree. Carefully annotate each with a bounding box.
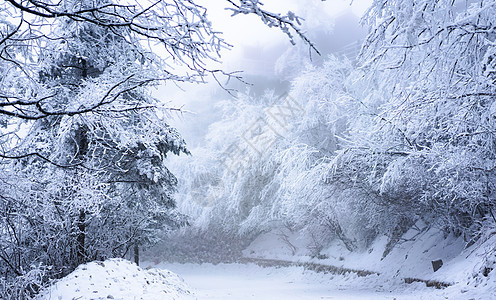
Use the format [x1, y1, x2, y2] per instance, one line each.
[160, 0, 496, 265]
[162, 57, 380, 258]
[356, 0, 496, 237]
[0, 0, 316, 156]
[1, 1, 190, 293]
[0, 0, 319, 297]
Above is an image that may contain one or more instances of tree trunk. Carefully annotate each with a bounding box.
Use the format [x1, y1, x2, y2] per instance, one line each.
[76, 210, 86, 264]
[134, 243, 139, 266]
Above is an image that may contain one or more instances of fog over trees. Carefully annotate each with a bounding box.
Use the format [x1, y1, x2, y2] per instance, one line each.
[1, 0, 496, 298]
[164, 0, 496, 262]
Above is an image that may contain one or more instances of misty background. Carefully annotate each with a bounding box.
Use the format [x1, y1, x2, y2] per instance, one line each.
[158, 0, 369, 150]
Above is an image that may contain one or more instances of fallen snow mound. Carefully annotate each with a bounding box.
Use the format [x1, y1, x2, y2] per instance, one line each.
[37, 258, 194, 300]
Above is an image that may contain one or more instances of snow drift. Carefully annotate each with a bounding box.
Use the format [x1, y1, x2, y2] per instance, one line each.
[37, 258, 194, 300]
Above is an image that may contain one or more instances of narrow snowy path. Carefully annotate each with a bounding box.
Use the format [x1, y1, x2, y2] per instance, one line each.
[149, 262, 445, 300]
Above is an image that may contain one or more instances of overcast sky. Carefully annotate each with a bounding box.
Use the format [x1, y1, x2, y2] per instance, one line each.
[158, 0, 372, 149]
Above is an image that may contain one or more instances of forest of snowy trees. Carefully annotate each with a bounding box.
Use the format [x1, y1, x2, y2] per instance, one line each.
[0, 0, 315, 297]
[1, 0, 496, 298]
[164, 0, 496, 262]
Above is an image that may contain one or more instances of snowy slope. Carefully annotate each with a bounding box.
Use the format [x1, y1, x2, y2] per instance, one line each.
[242, 224, 496, 299]
[37, 258, 194, 300]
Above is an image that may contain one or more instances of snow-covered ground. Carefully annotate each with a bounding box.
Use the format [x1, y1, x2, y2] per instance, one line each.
[37, 259, 194, 300]
[36, 254, 494, 300]
[239, 223, 496, 299]
[36, 225, 496, 299]
[147, 261, 440, 300]
[38, 259, 430, 300]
